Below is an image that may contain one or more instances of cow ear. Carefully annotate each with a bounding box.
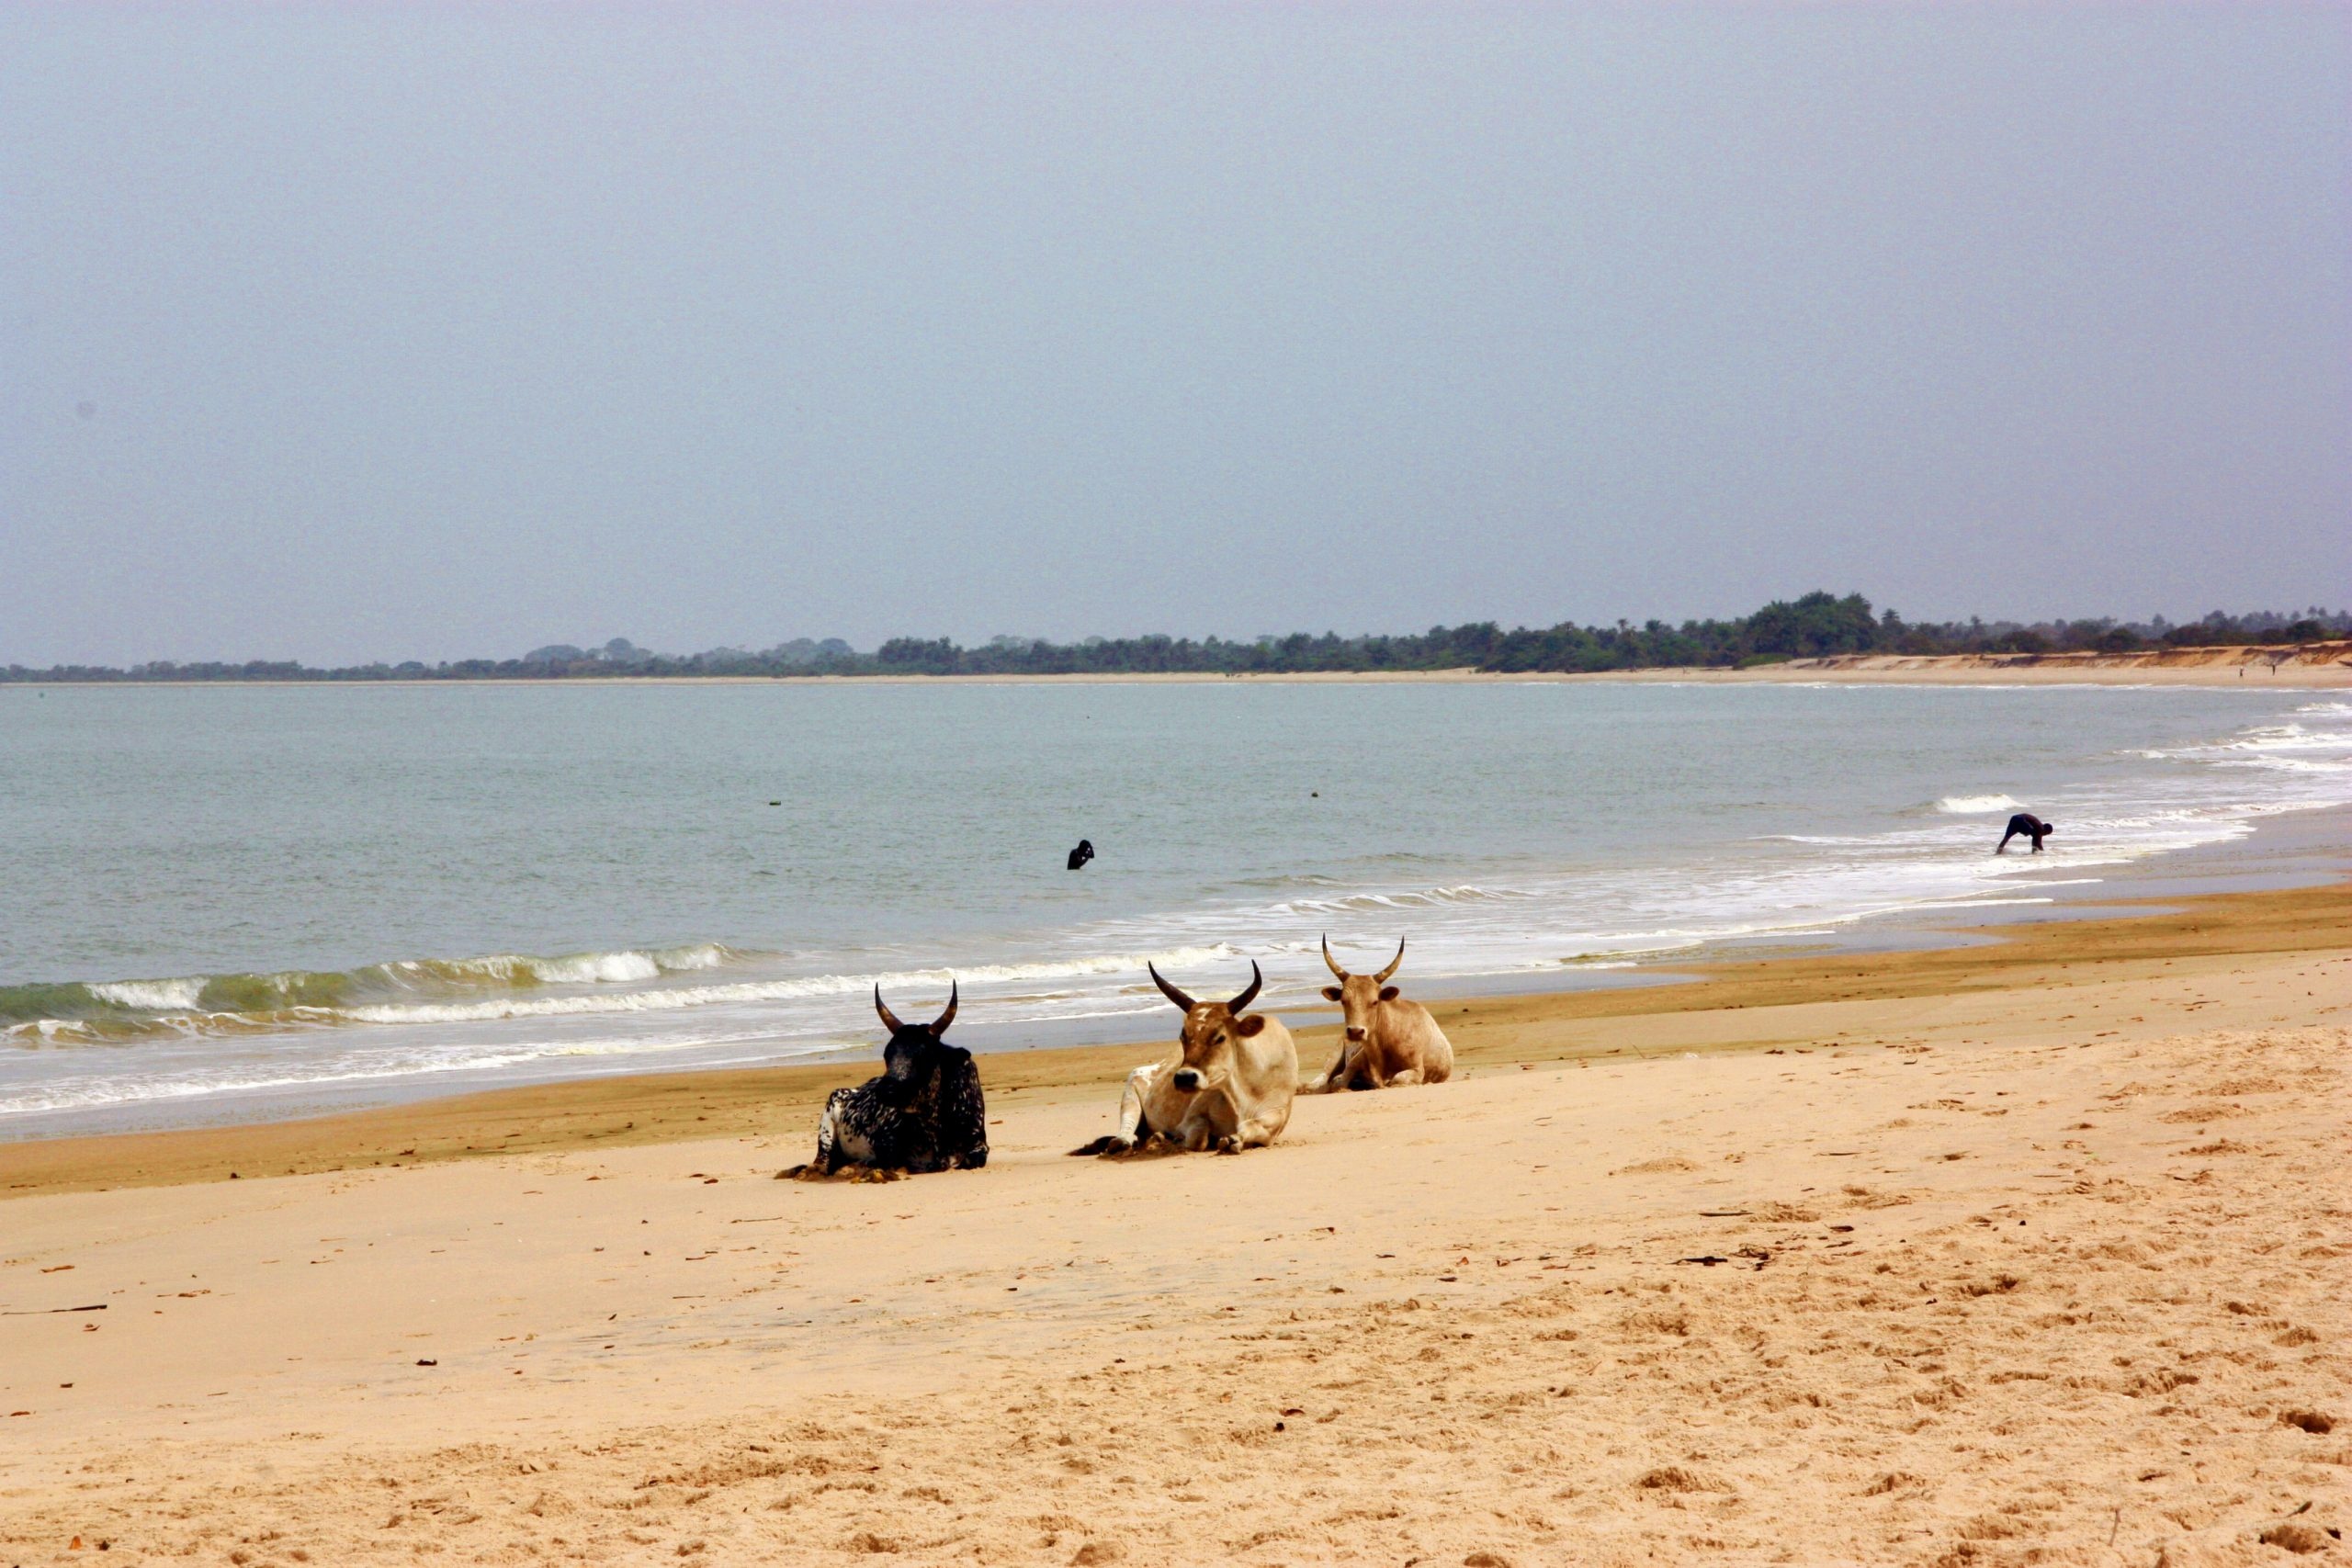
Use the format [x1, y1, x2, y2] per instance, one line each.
[1320, 985, 1342, 1002]
[1234, 1013, 1267, 1037]
[1378, 985, 1400, 1002]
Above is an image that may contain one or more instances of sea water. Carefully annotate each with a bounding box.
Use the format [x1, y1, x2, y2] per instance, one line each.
[3, 681, 2347, 1134]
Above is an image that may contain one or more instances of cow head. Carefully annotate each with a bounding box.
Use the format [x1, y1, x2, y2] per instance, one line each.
[1321, 936, 1404, 1044]
[1148, 961, 1267, 1092]
[874, 980, 957, 1084]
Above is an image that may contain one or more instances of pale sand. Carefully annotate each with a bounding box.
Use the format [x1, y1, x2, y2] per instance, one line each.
[2, 890, 2347, 1565]
[1567, 643, 2352, 689]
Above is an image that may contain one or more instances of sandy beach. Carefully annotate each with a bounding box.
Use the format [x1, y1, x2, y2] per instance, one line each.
[1571, 644, 2352, 689]
[2, 883, 2346, 1565]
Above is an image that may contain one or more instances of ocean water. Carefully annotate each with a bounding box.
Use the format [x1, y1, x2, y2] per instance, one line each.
[3, 681, 2347, 1136]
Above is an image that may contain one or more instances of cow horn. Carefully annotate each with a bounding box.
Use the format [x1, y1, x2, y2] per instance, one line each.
[1148, 963, 1196, 1012]
[1321, 935, 1348, 980]
[931, 978, 957, 1035]
[1227, 960, 1263, 1014]
[1374, 937, 1406, 984]
[874, 985, 906, 1034]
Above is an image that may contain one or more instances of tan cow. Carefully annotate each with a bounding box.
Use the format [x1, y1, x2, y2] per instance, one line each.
[1300, 936, 1453, 1092]
[1071, 961, 1297, 1156]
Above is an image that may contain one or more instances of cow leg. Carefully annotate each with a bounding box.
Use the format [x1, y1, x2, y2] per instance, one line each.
[1117, 1064, 1164, 1145]
[1301, 1040, 1351, 1094]
[814, 1089, 848, 1174]
[1071, 1065, 1163, 1156]
[1229, 1114, 1283, 1150]
[1387, 1067, 1422, 1087]
[1175, 1078, 1247, 1152]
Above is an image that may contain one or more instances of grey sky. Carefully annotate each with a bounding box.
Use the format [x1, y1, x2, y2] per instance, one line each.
[4, 4, 2346, 665]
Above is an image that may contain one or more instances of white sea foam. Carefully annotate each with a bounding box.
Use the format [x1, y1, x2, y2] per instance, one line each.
[334, 946, 1235, 1028]
[2, 945, 1241, 1044]
[380, 942, 739, 990]
[1934, 794, 2024, 815]
[1279, 885, 1532, 916]
[533, 951, 662, 984]
[0, 1027, 818, 1118]
[86, 977, 206, 1010]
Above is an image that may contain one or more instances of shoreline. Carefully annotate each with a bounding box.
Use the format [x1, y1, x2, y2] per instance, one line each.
[8, 640, 2351, 689]
[6, 876, 2343, 1199]
[2, 881, 2345, 1563]
[10, 684, 2343, 1149]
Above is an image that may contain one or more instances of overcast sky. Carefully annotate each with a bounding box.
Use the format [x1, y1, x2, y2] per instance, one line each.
[4, 4, 2346, 665]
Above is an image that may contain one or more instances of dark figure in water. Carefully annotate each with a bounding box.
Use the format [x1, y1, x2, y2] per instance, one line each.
[1067, 839, 1095, 872]
[1996, 813, 2055, 853]
[812, 983, 988, 1174]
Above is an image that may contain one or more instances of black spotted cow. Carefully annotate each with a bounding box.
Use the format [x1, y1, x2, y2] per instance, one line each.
[812, 982, 988, 1175]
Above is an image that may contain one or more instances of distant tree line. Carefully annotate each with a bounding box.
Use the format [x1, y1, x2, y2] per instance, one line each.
[6, 594, 2346, 683]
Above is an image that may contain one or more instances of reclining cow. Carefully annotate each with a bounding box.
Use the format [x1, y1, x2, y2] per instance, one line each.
[809, 982, 989, 1175]
[1071, 960, 1296, 1156]
[1301, 936, 1453, 1092]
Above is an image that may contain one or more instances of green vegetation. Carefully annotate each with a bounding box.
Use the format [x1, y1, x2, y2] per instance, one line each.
[6, 594, 2344, 682]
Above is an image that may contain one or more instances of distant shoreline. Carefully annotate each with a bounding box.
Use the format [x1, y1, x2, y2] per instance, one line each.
[11, 642, 2350, 689]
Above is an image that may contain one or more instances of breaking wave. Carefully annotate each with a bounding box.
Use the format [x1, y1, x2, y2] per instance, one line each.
[1277, 884, 1532, 916]
[2137, 720, 2352, 765]
[1933, 794, 2025, 815]
[2, 943, 1237, 1047]
[4, 942, 742, 1039]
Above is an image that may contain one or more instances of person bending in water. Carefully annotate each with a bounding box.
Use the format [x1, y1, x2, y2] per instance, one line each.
[1996, 813, 2054, 853]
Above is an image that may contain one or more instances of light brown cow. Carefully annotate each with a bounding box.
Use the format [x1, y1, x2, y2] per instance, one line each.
[1300, 936, 1453, 1092]
[1071, 961, 1297, 1156]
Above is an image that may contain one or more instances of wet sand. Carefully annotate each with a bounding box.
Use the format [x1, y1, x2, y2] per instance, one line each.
[1, 882, 2346, 1564]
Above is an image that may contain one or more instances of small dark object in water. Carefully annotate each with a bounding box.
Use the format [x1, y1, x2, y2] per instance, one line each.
[1996, 812, 2054, 853]
[768, 800, 781, 807]
[1066, 839, 1095, 871]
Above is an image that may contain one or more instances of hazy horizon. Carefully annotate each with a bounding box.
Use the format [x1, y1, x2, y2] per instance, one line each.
[6, 4, 2346, 667]
[6, 592, 2349, 674]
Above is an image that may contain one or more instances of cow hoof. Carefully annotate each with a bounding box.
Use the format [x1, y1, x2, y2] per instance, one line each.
[1215, 1137, 1242, 1156]
[780, 1162, 905, 1182]
[1067, 1134, 1135, 1158]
